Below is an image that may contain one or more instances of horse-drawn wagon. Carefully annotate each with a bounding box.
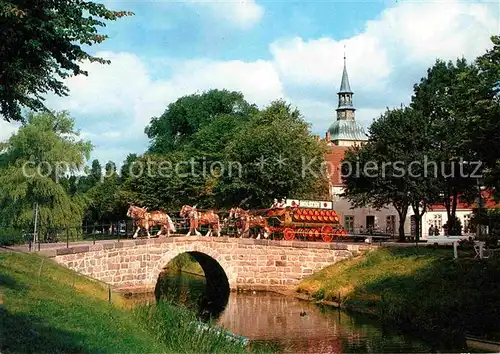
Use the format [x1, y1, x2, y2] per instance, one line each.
[264, 199, 348, 242]
[126, 198, 348, 242]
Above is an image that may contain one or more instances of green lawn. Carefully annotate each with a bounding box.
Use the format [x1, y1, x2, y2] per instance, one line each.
[297, 246, 500, 339]
[165, 253, 205, 276]
[0, 251, 261, 353]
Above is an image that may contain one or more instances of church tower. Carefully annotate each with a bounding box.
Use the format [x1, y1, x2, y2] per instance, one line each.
[327, 54, 368, 146]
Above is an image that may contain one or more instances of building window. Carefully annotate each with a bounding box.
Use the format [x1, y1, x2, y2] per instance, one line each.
[386, 215, 395, 235]
[428, 214, 443, 236]
[345, 216, 354, 232]
[366, 215, 375, 232]
[433, 214, 442, 229]
[463, 214, 472, 234]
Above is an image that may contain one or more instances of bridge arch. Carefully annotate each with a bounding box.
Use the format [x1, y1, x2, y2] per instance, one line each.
[49, 237, 370, 294]
[151, 243, 235, 315]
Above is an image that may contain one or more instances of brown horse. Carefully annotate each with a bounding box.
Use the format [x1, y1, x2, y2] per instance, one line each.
[148, 210, 176, 237]
[229, 207, 270, 239]
[127, 205, 151, 238]
[180, 205, 220, 237]
[127, 205, 176, 238]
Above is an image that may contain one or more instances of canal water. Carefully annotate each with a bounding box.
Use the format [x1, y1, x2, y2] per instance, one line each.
[124, 270, 466, 353]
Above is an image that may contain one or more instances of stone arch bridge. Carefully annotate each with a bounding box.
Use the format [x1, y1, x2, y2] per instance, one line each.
[41, 237, 372, 295]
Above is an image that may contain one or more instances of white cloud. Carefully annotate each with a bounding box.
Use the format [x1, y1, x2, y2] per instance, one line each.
[0, 121, 19, 142]
[43, 0, 498, 165]
[103, 0, 264, 29]
[47, 52, 284, 165]
[168, 59, 283, 106]
[270, 34, 391, 91]
[365, 0, 498, 65]
[270, 0, 499, 134]
[194, 0, 264, 30]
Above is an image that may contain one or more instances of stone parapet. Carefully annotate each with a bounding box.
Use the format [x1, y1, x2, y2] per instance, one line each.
[47, 236, 374, 291]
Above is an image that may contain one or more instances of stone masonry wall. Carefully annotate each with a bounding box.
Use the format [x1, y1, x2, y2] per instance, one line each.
[42, 237, 374, 291]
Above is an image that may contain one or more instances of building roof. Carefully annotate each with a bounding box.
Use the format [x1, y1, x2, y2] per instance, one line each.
[326, 146, 349, 187]
[428, 189, 500, 211]
[325, 146, 500, 211]
[338, 58, 352, 94]
[328, 120, 368, 142]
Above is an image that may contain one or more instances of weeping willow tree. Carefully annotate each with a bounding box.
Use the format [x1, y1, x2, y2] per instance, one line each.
[0, 111, 92, 229]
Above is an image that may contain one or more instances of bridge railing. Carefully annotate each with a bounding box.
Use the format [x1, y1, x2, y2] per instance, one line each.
[2, 218, 397, 251]
[0, 220, 251, 250]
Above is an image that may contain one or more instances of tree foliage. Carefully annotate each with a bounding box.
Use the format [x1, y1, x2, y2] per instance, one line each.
[120, 92, 330, 211]
[79, 161, 122, 224]
[0, 0, 133, 122]
[341, 107, 437, 241]
[145, 89, 257, 155]
[220, 100, 329, 208]
[342, 36, 500, 239]
[119, 153, 210, 211]
[468, 36, 500, 198]
[411, 57, 484, 234]
[0, 111, 92, 228]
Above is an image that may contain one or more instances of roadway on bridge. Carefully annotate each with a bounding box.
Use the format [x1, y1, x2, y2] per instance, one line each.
[3, 235, 418, 254]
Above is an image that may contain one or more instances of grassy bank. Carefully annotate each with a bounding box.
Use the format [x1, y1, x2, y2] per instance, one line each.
[165, 253, 205, 276]
[297, 246, 500, 339]
[0, 251, 260, 353]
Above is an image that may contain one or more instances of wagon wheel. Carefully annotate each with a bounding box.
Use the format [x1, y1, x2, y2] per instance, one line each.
[283, 227, 295, 241]
[321, 225, 333, 242]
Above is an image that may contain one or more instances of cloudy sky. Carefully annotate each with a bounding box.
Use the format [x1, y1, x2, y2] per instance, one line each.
[1, 0, 498, 166]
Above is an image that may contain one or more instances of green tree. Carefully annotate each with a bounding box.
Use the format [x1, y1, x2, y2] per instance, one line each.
[188, 114, 250, 159]
[84, 160, 123, 224]
[119, 153, 209, 212]
[120, 153, 138, 182]
[220, 100, 329, 208]
[411, 58, 481, 234]
[71, 159, 102, 194]
[0, 111, 92, 229]
[0, 1, 133, 122]
[137, 93, 329, 211]
[341, 107, 438, 241]
[145, 89, 257, 154]
[468, 36, 500, 198]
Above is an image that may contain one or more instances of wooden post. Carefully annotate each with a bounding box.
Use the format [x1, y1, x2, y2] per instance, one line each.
[453, 241, 458, 259]
[33, 202, 39, 250]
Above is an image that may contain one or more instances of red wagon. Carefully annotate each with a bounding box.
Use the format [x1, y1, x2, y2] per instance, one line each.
[265, 199, 348, 242]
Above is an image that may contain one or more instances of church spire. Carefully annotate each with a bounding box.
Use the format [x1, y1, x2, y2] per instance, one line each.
[327, 49, 368, 146]
[339, 51, 352, 94]
[336, 49, 355, 114]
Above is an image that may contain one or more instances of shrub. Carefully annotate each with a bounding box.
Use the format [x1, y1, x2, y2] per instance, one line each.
[0, 227, 26, 246]
[312, 288, 325, 300]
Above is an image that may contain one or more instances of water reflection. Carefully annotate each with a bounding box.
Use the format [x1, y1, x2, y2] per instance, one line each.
[154, 269, 225, 322]
[129, 271, 464, 353]
[217, 292, 451, 353]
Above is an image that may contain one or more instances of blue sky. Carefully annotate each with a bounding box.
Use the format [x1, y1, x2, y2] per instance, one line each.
[1, 0, 498, 167]
[96, 1, 386, 61]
